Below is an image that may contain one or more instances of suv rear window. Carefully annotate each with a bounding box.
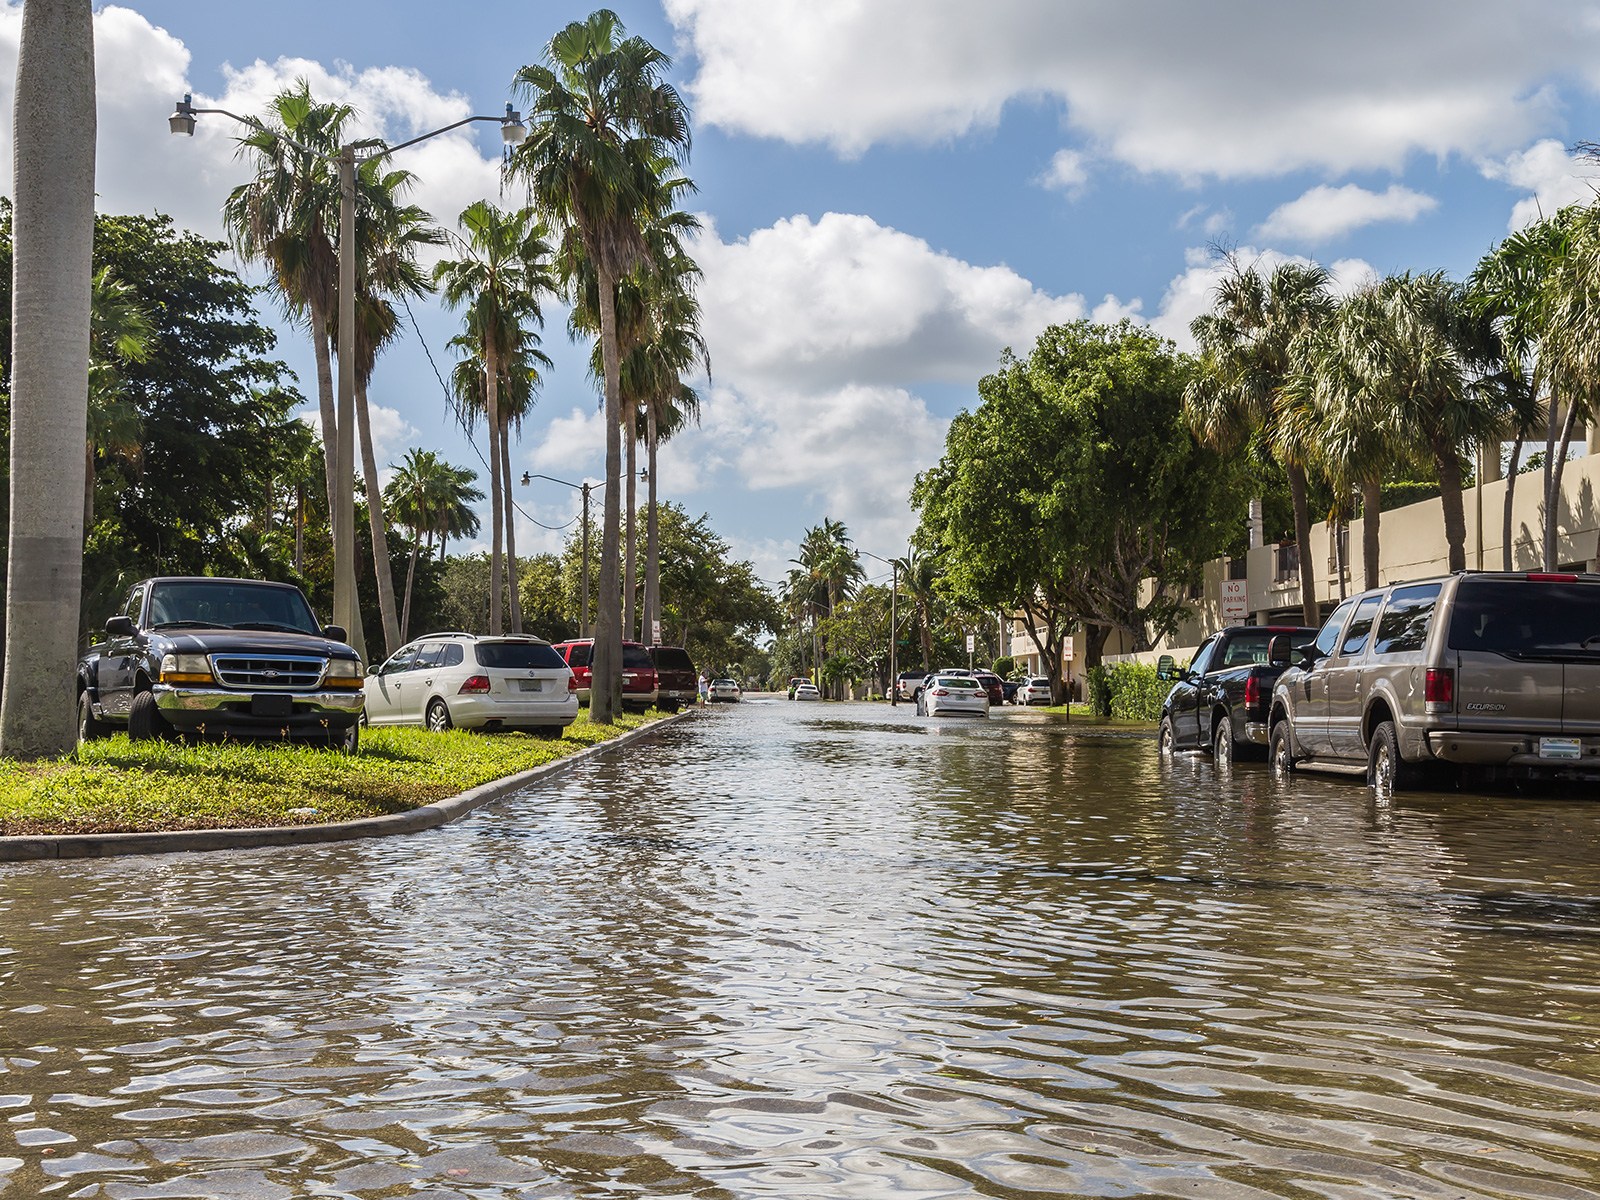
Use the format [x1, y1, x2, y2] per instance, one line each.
[652, 647, 694, 671]
[622, 645, 653, 669]
[564, 643, 590, 668]
[1449, 579, 1600, 656]
[1373, 583, 1441, 654]
[476, 642, 567, 670]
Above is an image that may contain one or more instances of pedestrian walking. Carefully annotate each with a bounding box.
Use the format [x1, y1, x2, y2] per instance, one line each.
[697, 674, 710, 706]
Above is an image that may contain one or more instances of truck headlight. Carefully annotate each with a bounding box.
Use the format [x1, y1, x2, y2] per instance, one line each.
[324, 658, 364, 688]
[159, 653, 213, 685]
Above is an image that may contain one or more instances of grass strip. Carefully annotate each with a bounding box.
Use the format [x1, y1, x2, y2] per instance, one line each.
[0, 711, 664, 837]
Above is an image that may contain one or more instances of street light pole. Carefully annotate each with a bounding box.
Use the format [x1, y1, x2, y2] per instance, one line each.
[520, 471, 593, 636]
[890, 559, 898, 705]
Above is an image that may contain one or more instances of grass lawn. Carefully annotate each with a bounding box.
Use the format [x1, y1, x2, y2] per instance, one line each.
[0, 711, 666, 837]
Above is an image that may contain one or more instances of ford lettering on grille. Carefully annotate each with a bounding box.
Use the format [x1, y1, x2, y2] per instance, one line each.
[210, 655, 325, 691]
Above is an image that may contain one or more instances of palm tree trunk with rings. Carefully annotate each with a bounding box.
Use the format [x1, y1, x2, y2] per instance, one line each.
[645, 404, 660, 645]
[592, 263, 624, 724]
[1287, 463, 1318, 626]
[484, 343, 503, 636]
[356, 378, 400, 658]
[624, 402, 637, 641]
[1361, 478, 1382, 592]
[308, 297, 339, 521]
[501, 423, 522, 635]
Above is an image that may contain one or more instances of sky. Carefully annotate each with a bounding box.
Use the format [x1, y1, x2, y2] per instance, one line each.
[6, 1, 1600, 592]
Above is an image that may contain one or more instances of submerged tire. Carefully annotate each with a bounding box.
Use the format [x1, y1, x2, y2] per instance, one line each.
[1157, 716, 1176, 759]
[1367, 720, 1420, 793]
[1212, 714, 1234, 769]
[1269, 721, 1296, 778]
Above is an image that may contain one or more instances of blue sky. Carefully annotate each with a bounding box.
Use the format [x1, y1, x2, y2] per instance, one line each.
[8, 2, 1600, 587]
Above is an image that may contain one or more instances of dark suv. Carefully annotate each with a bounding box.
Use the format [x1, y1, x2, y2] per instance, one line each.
[78, 576, 363, 749]
[552, 639, 659, 712]
[648, 645, 697, 712]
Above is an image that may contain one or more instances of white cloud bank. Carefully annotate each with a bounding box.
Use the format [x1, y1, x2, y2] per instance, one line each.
[1255, 184, 1438, 243]
[1479, 138, 1600, 230]
[665, 0, 1600, 178]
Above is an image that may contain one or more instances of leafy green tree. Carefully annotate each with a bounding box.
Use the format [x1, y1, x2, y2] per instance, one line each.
[85, 267, 154, 537]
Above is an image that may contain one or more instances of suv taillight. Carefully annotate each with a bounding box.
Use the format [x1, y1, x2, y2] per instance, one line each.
[458, 675, 491, 695]
[568, 675, 578, 693]
[1244, 675, 1260, 708]
[1425, 667, 1453, 709]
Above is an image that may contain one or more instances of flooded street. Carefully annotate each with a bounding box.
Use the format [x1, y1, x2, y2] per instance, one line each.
[4, 701, 1600, 1198]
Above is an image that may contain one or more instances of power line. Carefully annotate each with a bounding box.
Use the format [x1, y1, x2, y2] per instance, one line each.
[399, 293, 579, 534]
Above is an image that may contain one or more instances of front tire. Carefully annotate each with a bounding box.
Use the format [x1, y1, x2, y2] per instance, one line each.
[1367, 720, 1419, 793]
[127, 690, 167, 742]
[78, 691, 110, 744]
[329, 722, 359, 754]
[426, 699, 453, 733]
[1212, 714, 1234, 769]
[1269, 721, 1296, 778]
[1157, 716, 1176, 759]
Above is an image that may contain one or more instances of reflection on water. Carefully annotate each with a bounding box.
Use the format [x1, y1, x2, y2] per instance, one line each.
[3, 702, 1600, 1197]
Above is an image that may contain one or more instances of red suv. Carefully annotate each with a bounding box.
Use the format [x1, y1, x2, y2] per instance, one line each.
[648, 645, 697, 712]
[972, 671, 1004, 705]
[552, 639, 658, 711]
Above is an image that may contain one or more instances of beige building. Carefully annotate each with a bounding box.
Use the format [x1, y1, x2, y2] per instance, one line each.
[1013, 444, 1600, 691]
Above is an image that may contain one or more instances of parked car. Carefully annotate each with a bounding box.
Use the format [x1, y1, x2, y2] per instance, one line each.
[793, 681, 821, 701]
[77, 576, 363, 750]
[708, 678, 742, 702]
[894, 671, 928, 701]
[1016, 677, 1053, 706]
[648, 645, 697, 712]
[917, 674, 990, 717]
[1269, 571, 1600, 790]
[365, 632, 577, 735]
[1001, 679, 1022, 704]
[787, 676, 809, 699]
[972, 671, 1004, 704]
[1156, 624, 1318, 765]
[551, 639, 659, 711]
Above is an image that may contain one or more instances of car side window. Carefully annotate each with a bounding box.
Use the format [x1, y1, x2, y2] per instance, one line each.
[414, 644, 446, 670]
[382, 646, 418, 675]
[442, 644, 464, 667]
[124, 585, 146, 624]
[1373, 583, 1442, 654]
[1314, 600, 1356, 658]
[567, 643, 591, 669]
[1338, 595, 1384, 657]
[1189, 638, 1218, 677]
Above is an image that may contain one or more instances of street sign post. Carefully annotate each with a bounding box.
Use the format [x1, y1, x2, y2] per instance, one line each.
[1220, 579, 1248, 623]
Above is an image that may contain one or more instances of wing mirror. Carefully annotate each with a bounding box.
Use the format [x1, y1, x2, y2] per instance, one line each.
[1268, 636, 1291, 666]
[322, 625, 348, 643]
[105, 615, 135, 638]
[1156, 654, 1176, 681]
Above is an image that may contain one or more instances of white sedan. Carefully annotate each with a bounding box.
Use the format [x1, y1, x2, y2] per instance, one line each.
[708, 678, 742, 702]
[917, 675, 990, 717]
[364, 633, 577, 735]
[793, 682, 821, 701]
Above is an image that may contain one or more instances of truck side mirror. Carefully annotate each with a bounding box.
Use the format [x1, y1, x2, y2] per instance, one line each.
[105, 615, 134, 638]
[1156, 654, 1175, 681]
[322, 625, 348, 644]
[1268, 636, 1290, 666]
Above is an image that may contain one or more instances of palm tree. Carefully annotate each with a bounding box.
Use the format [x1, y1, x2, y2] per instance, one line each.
[434, 201, 555, 636]
[892, 549, 940, 671]
[511, 7, 691, 722]
[1187, 260, 1335, 626]
[2, 0, 96, 758]
[84, 268, 154, 537]
[385, 449, 484, 640]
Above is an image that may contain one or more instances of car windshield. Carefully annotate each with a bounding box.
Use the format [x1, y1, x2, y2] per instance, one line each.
[475, 641, 567, 670]
[1031, 678, 1049, 686]
[1449, 579, 1600, 656]
[715, 679, 737, 686]
[146, 581, 320, 634]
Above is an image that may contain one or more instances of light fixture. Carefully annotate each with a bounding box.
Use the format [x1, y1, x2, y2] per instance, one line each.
[520, 471, 530, 486]
[501, 103, 527, 147]
[168, 94, 196, 137]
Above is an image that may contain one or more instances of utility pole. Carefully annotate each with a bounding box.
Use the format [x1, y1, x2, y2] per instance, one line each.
[581, 482, 591, 637]
[889, 559, 898, 706]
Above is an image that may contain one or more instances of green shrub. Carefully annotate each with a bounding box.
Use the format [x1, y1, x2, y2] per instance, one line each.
[1087, 661, 1170, 721]
[991, 655, 1015, 679]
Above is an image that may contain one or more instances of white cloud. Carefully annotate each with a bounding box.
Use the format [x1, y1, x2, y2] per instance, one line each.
[0, 4, 504, 245]
[1255, 183, 1438, 243]
[1479, 138, 1600, 230]
[665, 0, 1597, 178]
[1038, 149, 1090, 195]
[1148, 246, 1377, 349]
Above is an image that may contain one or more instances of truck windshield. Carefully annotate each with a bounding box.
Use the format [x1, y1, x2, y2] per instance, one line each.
[146, 581, 320, 634]
[1448, 579, 1600, 657]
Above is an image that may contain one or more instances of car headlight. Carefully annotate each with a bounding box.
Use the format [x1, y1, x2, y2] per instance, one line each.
[159, 653, 213, 684]
[324, 658, 364, 686]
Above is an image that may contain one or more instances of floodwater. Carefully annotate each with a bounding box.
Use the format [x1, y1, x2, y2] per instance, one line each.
[3, 702, 1600, 1199]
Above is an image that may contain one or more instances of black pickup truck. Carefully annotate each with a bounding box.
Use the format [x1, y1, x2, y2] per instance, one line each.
[77, 576, 365, 750]
[1156, 624, 1317, 765]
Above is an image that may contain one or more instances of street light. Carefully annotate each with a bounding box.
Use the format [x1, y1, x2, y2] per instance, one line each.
[521, 472, 593, 636]
[859, 548, 901, 706]
[172, 94, 529, 656]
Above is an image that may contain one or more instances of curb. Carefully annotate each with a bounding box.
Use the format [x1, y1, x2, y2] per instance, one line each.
[0, 708, 701, 863]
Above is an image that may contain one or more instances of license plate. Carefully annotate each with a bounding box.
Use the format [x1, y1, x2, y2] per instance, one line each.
[517, 679, 543, 693]
[251, 693, 292, 718]
[1540, 736, 1582, 760]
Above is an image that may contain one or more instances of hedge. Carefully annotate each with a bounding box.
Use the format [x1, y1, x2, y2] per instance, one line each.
[1086, 661, 1173, 721]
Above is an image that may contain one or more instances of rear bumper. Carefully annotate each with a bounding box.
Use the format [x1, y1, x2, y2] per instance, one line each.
[1426, 730, 1600, 767]
[448, 694, 579, 729]
[154, 685, 362, 734]
[1244, 721, 1269, 745]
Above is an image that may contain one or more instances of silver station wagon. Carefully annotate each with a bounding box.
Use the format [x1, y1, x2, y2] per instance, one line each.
[1268, 571, 1600, 790]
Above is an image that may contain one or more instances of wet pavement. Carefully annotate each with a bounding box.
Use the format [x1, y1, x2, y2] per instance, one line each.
[3, 699, 1600, 1198]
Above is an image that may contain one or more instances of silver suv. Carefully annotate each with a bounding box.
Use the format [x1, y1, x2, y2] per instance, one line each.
[1268, 571, 1600, 789]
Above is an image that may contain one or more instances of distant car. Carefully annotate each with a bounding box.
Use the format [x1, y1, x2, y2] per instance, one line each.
[1017, 678, 1053, 706]
[708, 678, 742, 702]
[1001, 680, 1021, 704]
[551, 639, 658, 712]
[786, 676, 808, 699]
[648, 645, 697, 713]
[894, 670, 928, 701]
[365, 632, 577, 735]
[972, 671, 1004, 704]
[793, 682, 821, 702]
[917, 674, 990, 717]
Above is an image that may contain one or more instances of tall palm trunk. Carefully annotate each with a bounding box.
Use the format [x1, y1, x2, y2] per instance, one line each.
[1546, 400, 1583, 570]
[356, 379, 400, 657]
[307, 298, 339, 519]
[484, 346, 503, 636]
[1503, 427, 1525, 571]
[1361, 478, 1381, 591]
[501, 422, 522, 635]
[592, 263, 624, 723]
[2, 0, 96, 759]
[624, 402, 637, 640]
[293, 480, 305, 575]
[401, 533, 419, 643]
[1433, 438, 1469, 574]
[82, 443, 94, 537]
[1287, 463, 1318, 626]
[644, 404, 659, 645]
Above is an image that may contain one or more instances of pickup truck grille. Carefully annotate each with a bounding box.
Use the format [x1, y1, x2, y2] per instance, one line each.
[209, 654, 326, 691]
